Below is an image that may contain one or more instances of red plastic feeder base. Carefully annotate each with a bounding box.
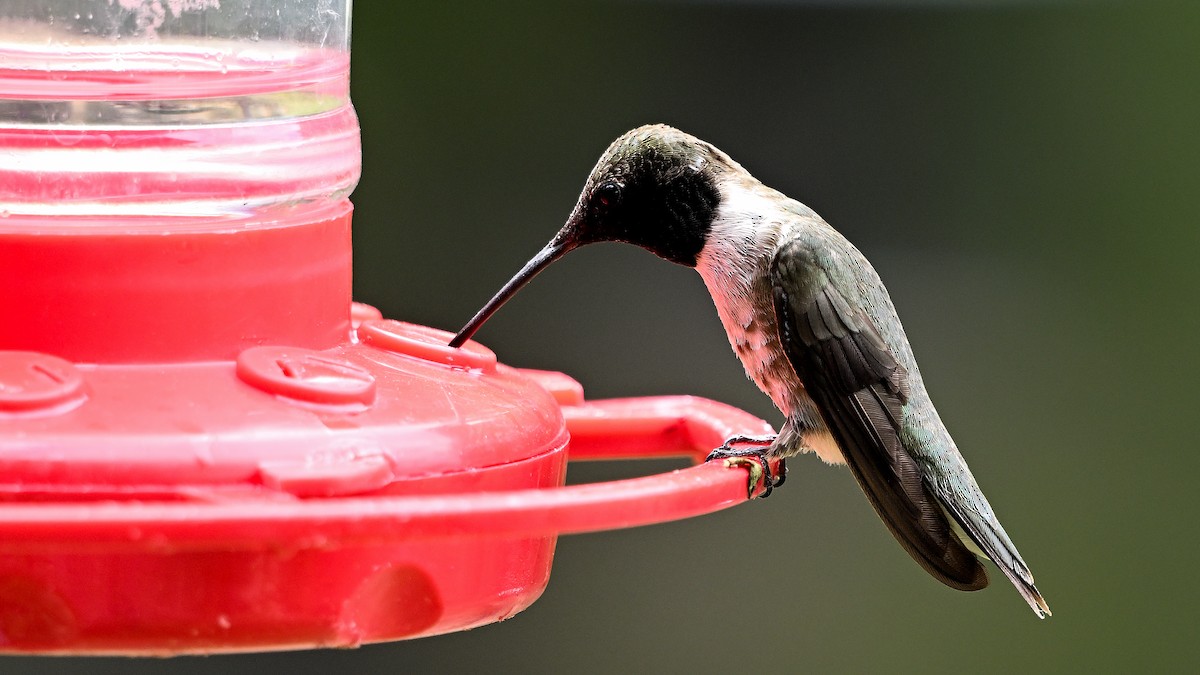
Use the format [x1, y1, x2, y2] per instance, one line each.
[0, 310, 776, 654]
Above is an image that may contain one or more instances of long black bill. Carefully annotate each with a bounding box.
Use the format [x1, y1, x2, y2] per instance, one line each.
[448, 225, 582, 348]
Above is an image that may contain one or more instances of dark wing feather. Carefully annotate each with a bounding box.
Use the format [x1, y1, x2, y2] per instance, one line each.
[771, 242, 987, 591]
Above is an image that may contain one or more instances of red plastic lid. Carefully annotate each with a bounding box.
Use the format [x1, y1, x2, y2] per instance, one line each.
[0, 321, 565, 500]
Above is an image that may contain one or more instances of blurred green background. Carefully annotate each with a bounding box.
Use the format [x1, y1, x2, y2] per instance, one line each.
[8, 0, 1198, 672]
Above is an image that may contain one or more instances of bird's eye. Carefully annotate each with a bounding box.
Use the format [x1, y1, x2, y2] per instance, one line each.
[592, 181, 622, 212]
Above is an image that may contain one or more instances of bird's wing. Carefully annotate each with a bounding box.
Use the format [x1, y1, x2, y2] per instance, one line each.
[770, 238, 988, 591]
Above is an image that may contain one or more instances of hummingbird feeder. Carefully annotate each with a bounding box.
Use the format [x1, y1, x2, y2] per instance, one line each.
[0, 0, 775, 655]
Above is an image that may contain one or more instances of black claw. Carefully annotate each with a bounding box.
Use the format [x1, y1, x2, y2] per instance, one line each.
[706, 440, 780, 499]
[715, 434, 775, 451]
[773, 458, 788, 488]
[758, 456, 775, 498]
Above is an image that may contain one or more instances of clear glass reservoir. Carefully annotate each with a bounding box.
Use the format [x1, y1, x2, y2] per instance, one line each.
[0, 0, 359, 218]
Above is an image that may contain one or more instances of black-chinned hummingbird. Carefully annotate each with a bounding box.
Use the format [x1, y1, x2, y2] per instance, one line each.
[449, 124, 1050, 618]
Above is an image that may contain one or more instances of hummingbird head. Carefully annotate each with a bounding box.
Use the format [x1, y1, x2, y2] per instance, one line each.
[449, 124, 730, 347]
[566, 124, 726, 266]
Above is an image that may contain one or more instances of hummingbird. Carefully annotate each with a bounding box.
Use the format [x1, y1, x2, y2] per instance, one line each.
[448, 124, 1050, 618]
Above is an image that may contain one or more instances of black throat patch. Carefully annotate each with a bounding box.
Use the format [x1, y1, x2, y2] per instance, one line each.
[613, 150, 721, 267]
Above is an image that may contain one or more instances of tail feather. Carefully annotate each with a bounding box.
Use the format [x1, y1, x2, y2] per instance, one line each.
[944, 503, 1051, 618]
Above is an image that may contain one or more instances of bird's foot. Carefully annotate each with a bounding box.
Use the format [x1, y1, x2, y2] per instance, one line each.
[706, 435, 786, 499]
